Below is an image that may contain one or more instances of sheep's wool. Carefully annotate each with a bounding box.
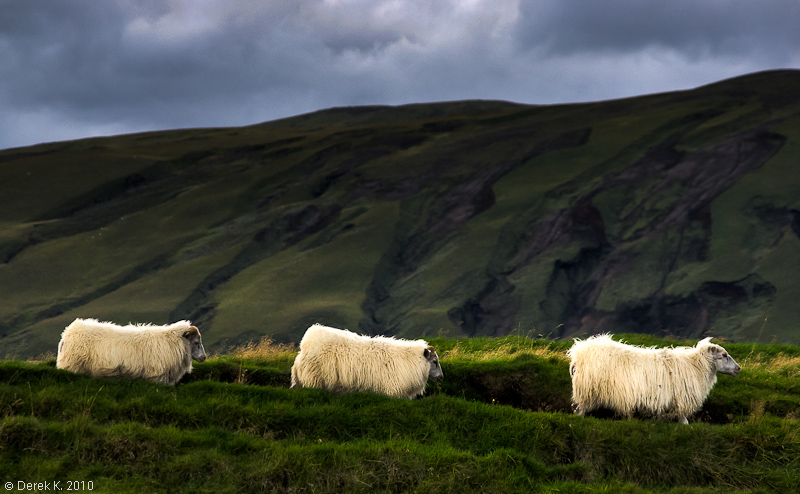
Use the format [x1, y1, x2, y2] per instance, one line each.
[57, 318, 198, 385]
[291, 324, 432, 399]
[567, 334, 721, 422]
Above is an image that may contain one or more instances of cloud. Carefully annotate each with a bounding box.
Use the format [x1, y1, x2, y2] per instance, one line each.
[0, 0, 798, 150]
[515, 1, 800, 62]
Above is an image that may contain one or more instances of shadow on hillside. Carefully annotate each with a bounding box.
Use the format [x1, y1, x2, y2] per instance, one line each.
[579, 406, 735, 425]
[182, 361, 289, 388]
[12, 358, 744, 425]
[184, 359, 739, 424]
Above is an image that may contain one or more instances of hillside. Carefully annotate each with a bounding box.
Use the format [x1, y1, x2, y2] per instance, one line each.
[2, 335, 799, 492]
[2, 70, 800, 357]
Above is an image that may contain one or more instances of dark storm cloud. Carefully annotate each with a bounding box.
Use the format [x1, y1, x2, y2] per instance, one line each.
[515, 1, 800, 62]
[0, 0, 798, 150]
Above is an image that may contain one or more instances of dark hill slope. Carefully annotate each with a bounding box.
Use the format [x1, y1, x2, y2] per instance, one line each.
[2, 70, 800, 357]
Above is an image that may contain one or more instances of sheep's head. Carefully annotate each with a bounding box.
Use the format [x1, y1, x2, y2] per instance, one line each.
[424, 346, 443, 382]
[183, 326, 207, 362]
[699, 337, 740, 376]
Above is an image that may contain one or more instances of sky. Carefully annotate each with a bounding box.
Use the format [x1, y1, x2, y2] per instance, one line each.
[1, 0, 799, 151]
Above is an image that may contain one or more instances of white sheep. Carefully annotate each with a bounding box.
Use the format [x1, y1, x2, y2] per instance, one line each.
[290, 323, 443, 399]
[567, 334, 740, 424]
[56, 318, 206, 385]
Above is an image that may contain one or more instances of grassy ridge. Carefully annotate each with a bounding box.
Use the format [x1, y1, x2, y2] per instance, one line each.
[2, 335, 799, 493]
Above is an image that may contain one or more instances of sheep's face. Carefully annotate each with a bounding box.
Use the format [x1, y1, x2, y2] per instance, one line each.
[424, 346, 443, 382]
[183, 326, 207, 362]
[707, 343, 740, 376]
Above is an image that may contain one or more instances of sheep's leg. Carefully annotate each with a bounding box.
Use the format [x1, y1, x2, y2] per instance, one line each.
[678, 416, 689, 425]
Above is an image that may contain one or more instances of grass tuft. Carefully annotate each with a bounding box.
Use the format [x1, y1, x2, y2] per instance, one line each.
[441, 335, 568, 362]
[218, 336, 297, 361]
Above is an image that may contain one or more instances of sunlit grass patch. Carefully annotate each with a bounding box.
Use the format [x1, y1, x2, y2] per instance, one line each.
[215, 336, 297, 361]
[739, 351, 800, 377]
[441, 336, 568, 362]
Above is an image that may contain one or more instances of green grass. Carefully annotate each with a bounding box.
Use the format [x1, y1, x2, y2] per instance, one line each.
[2, 335, 800, 493]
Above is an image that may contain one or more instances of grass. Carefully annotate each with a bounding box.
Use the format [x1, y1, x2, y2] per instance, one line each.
[2, 334, 799, 493]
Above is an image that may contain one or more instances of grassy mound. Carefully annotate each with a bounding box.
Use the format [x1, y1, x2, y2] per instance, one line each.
[2, 335, 799, 493]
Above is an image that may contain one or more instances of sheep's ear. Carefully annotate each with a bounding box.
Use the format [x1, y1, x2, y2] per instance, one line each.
[697, 336, 714, 346]
[183, 326, 200, 339]
[424, 348, 431, 359]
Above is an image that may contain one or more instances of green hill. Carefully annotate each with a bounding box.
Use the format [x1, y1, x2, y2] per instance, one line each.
[2, 335, 799, 492]
[2, 70, 800, 357]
